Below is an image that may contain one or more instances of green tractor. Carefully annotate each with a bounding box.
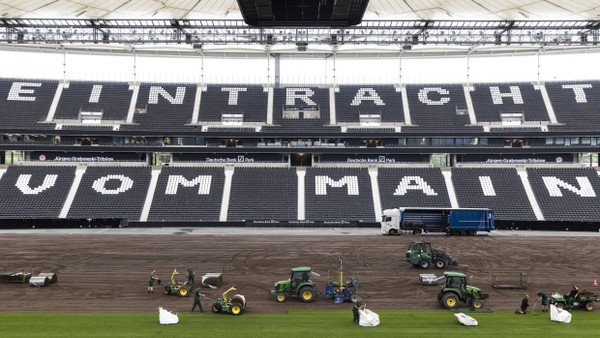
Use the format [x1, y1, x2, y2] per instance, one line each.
[437, 272, 488, 310]
[406, 241, 458, 269]
[270, 267, 319, 303]
[211, 286, 246, 315]
[549, 290, 597, 311]
[163, 269, 192, 297]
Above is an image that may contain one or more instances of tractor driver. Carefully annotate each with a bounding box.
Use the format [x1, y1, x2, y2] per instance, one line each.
[567, 285, 579, 308]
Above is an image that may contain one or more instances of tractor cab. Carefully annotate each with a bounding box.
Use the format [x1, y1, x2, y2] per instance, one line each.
[405, 241, 433, 266]
[443, 272, 468, 296]
[438, 271, 488, 310]
[407, 241, 432, 255]
[290, 267, 313, 292]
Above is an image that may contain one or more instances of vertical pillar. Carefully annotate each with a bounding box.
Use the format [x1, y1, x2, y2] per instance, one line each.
[274, 54, 280, 89]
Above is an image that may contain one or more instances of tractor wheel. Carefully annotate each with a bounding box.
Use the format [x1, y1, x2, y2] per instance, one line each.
[230, 302, 243, 315]
[435, 260, 446, 269]
[472, 300, 484, 310]
[164, 286, 171, 295]
[178, 287, 189, 297]
[442, 293, 459, 309]
[299, 286, 316, 303]
[419, 259, 430, 269]
[213, 302, 222, 313]
[556, 303, 565, 310]
[584, 302, 594, 311]
[276, 293, 287, 303]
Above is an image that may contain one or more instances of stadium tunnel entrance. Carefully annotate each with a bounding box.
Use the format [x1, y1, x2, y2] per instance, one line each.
[291, 153, 312, 166]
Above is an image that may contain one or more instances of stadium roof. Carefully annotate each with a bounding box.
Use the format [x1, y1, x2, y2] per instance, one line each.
[1, 0, 598, 21]
[0, 1, 599, 58]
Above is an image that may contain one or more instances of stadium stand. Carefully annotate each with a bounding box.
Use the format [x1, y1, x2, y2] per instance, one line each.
[526, 167, 600, 221]
[54, 81, 131, 122]
[67, 166, 152, 220]
[545, 81, 600, 130]
[451, 167, 536, 220]
[148, 166, 224, 221]
[0, 78, 58, 130]
[265, 87, 338, 132]
[304, 167, 375, 221]
[378, 167, 452, 210]
[470, 82, 549, 122]
[335, 85, 404, 123]
[0, 165, 76, 218]
[405, 84, 470, 129]
[199, 85, 268, 123]
[122, 83, 197, 131]
[227, 167, 297, 221]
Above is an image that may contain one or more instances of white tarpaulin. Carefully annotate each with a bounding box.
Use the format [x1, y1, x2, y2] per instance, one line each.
[454, 313, 478, 326]
[359, 308, 380, 327]
[550, 304, 571, 323]
[158, 307, 179, 325]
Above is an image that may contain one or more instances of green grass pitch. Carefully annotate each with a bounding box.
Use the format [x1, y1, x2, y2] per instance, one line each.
[1, 310, 599, 337]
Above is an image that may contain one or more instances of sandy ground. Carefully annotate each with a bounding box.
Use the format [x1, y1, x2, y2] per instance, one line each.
[0, 231, 599, 314]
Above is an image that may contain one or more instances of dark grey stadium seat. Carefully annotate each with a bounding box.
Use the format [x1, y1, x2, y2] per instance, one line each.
[0, 166, 76, 218]
[148, 166, 224, 221]
[67, 166, 152, 220]
[470, 82, 549, 122]
[227, 167, 297, 221]
[452, 167, 536, 220]
[305, 167, 375, 221]
[336, 85, 403, 123]
[378, 167, 451, 210]
[526, 167, 600, 221]
[0, 78, 58, 130]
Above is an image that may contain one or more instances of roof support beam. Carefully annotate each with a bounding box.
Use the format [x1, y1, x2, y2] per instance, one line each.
[0, 18, 599, 48]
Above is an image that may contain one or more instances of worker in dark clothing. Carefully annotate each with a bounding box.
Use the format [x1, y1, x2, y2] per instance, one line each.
[191, 288, 205, 313]
[187, 265, 195, 286]
[352, 298, 363, 324]
[567, 285, 579, 308]
[148, 269, 159, 293]
[516, 294, 529, 314]
[536, 290, 548, 312]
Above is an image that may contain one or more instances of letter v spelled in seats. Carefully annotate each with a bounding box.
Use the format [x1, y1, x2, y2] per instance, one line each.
[0, 165, 76, 218]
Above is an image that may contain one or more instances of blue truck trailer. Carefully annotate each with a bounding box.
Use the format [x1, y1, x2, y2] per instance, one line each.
[381, 207, 494, 235]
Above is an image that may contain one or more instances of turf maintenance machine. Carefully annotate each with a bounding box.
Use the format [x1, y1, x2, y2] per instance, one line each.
[271, 267, 319, 303]
[270, 259, 359, 304]
[163, 269, 192, 297]
[437, 272, 488, 310]
[321, 257, 359, 303]
[405, 241, 458, 269]
[210, 286, 246, 315]
[550, 290, 598, 311]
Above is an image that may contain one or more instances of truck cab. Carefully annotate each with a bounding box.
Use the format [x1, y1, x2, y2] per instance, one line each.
[381, 208, 401, 235]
